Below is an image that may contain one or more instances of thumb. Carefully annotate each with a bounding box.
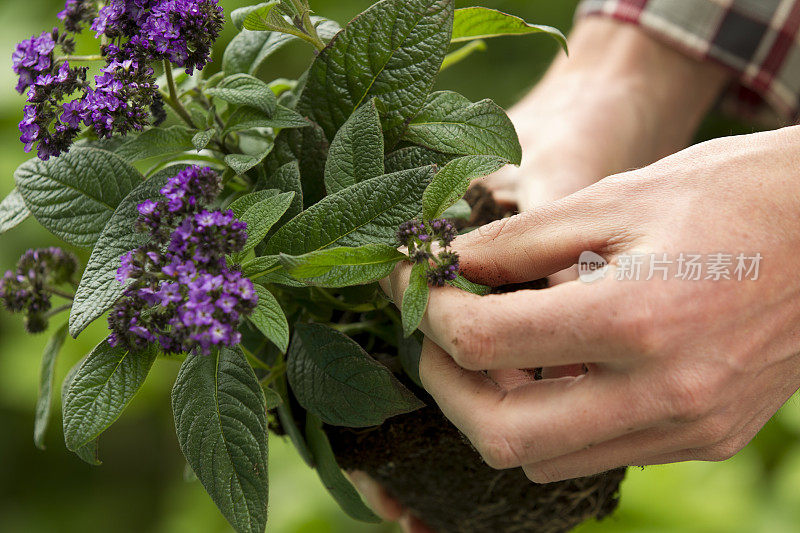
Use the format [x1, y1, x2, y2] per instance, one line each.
[453, 186, 627, 286]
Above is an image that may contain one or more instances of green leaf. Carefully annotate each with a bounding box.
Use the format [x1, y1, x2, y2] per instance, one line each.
[263, 387, 283, 410]
[266, 166, 434, 255]
[231, 1, 280, 30]
[448, 273, 490, 296]
[206, 74, 277, 116]
[297, 0, 455, 146]
[249, 285, 289, 352]
[404, 91, 521, 164]
[440, 39, 486, 71]
[70, 165, 188, 337]
[33, 323, 68, 449]
[305, 413, 382, 523]
[384, 146, 454, 173]
[0, 188, 30, 234]
[223, 105, 308, 136]
[193, 129, 216, 151]
[287, 323, 423, 427]
[241, 255, 280, 278]
[280, 244, 404, 288]
[266, 122, 328, 207]
[172, 347, 269, 533]
[63, 339, 157, 451]
[398, 333, 423, 387]
[14, 147, 142, 247]
[324, 99, 384, 194]
[61, 356, 101, 465]
[241, 2, 287, 31]
[402, 262, 429, 337]
[223, 18, 341, 75]
[440, 198, 471, 220]
[274, 376, 313, 466]
[258, 161, 303, 225]
[452, 7, 567, 52]
[422, 155, 507, 220]
[115, 126, 194, 161]
[238, 191, 295, 255]
[225, 147, 274, 175]
[229, 189, 279, 218]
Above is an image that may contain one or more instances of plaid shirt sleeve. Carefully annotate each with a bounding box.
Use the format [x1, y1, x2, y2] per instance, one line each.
[577, 0, 800, 125]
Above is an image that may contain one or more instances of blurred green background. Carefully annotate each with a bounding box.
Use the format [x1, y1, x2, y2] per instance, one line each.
[1, 1, 799, 532]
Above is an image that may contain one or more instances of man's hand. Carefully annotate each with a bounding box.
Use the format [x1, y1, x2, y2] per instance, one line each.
[383, 126, 800, 482]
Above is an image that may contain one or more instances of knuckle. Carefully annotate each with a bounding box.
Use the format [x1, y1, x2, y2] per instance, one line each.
[474, 425, 523, 470]
[450, 325, 498, 371]
[691, 414, 735, 447]
[700, 439, 745, 462]
[663, 371, 717, 423]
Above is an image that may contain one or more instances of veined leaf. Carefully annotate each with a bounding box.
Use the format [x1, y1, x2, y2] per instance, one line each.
[280, 244, 405, 288]
[238, 191, 295, 256]
[63, 339, 157, 451]
[266, 121, 328, 207]
[172, 347, 269, 533]
[258, 161, 303, 227]
[297, 0, 455, 146]
[448, 273, 491, 296]
[229, 189, 279, 218]
[265, 166, 434, 256]
[422, 155, 507, 220]
[33, 323, 68, 449]
[404, 91, 521, 164]
[324, 99, 384, 194]
[402, 262, 429, 337]
[0, 188, 30, 234]
[223, 18, 341, 75]
[241, 255, 280, 278]
[305, 413, 381, 523]
[249, 285, 289, 352]
[206, 74, 277, 116]
[70, 165, 188, 337]
[61, 356, 101, 465]
[225, 146, 274, 176]
[452, 7, 567, 52]
[115, 126, 194, 161]
[14, 147, 142, 247]
[287, 323, 423, 427]
[440, 198, 471, 220]
[223, 105, 308, 136]
[193, 129, 216, 152]
[384, 146, 453, 174]
[231, 1, 280, 30]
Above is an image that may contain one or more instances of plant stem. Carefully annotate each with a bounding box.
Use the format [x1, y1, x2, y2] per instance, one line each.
[331, 320, 383, 335]
[241, 344, 271, 371]
[162, 60, 197, 129]
[44, 304, 72, 319]
[56, 54, 105, 63]
[46, 286, 75, 300]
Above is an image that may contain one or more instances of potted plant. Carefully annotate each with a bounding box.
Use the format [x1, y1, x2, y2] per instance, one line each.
[1, 0, 624, 531]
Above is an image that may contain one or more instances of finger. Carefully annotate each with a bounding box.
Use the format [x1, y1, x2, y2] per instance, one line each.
[521, 427, 683, 483]
[488, 369, 538, 390]
[393, 267, 621, 369]
[451, 187, 629, 286]
[419, 340, 659, 468]
[347, 471, 404, 521]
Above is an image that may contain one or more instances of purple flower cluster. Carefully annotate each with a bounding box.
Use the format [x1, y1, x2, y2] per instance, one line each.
[92, 0, 224, 74]
[13, 0, 223, 160]
[398, 219, 460, 286]
[0, 248, 78, 333]
[58, 0, 97, 33]
[108, 166, 257, 355]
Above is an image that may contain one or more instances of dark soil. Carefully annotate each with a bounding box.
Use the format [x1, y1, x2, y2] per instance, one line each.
[328, 406, 625, 533]
[326, 185, 625, 532]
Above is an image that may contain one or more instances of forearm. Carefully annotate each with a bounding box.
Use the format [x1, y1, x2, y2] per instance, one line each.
[510, 18, 732, 202]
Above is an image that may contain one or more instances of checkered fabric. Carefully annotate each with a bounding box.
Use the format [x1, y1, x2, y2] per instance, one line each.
[578, 0, 800, 124]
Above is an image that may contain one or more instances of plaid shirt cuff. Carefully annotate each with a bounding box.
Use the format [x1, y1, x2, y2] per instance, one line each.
[578, 0, 800, 125]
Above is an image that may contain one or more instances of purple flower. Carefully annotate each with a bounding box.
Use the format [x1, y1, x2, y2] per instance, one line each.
[1, 247, 78, 333]
[58, 0, 97, 33]
[12, 30, 56, 94]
